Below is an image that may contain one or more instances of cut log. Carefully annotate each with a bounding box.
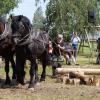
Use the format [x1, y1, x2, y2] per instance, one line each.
[56, 68, 100, 75]
[56, 71, 100, 86]
[56, 74, 69, 83]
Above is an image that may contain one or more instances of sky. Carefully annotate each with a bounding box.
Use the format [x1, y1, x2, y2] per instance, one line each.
[11, 0, 48, 23]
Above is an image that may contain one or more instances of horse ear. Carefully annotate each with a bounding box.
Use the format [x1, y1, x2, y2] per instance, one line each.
[10, 14, 13, 19]
[18, 15, 23, 21]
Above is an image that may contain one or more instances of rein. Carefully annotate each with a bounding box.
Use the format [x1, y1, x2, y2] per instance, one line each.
[49, 36, 63, 57]
[13, 31, 49, 46]
[0, 22, 11, 41]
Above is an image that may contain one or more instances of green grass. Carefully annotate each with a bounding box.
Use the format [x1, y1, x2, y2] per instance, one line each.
[0, 65, 100, 100]
[79, 42, 97, 56]
[0, 54, 98, 79]
[0, 45, 100, 100]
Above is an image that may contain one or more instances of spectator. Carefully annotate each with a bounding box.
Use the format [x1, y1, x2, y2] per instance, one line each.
[56, 34, 65, 51]
[48, 40, 53, 65]
[51, 34, 64, 77]
[71, 32, 80, 64]
[64, 41, 72, 65]
[56, 34, 74, 65]
[63, 39, 76, 65]
[48, 40, 53, 56]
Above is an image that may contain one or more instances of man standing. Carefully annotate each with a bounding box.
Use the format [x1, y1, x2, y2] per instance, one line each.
[71, 32, 80, 65]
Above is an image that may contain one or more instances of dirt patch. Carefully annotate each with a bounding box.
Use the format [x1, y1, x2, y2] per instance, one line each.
[0, 64, 100, 100]
[0, 76, 100, 100]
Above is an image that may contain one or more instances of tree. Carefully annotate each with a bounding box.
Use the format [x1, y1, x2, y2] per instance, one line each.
[35, 0, 46, 6]
[46, 0, 100, 38]
[32, 6, 46, 31]
[0, 0, 21, 15]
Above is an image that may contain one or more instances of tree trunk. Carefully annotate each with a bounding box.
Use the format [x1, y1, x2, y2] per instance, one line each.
[56, 68, 100, 75]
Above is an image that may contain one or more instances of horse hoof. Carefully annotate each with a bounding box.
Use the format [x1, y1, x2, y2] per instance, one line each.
[1, 84, 10, 88]
[15, 84, 25, 89]
[21, 82, 25, 85]
[11, 79, 17, 86]
[28, 88, 35, 92]
[17, 80, 25, 85]
[5, 80, 11, 85]
[40, 78, 45, 82]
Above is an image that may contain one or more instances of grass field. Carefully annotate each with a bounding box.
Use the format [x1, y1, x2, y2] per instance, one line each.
[0, 44, 100, 100]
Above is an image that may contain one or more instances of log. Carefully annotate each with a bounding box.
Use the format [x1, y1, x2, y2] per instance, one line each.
[56, 68, 100, 75]
[56, 71, 100, 86]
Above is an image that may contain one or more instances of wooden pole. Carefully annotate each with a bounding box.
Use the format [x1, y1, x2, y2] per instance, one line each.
[56, 68, 100, 75]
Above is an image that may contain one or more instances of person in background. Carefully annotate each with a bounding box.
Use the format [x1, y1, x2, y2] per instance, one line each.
[51, 34, 64, 77]
[64, 41, 72, 65]
[63, 38, 76, 65]
[71, 32, 80, 65]
[52, 34, 65, 56]
[56, 34, 73, 65]
[48, 40, 53, 56]
[48, 40, 53, 65]
[56, 34, 65, 51]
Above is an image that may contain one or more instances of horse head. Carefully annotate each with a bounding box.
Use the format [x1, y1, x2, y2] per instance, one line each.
[0, 17, 5, 34]
[10, 15, 32, 45]
[0, 16, 12, 46]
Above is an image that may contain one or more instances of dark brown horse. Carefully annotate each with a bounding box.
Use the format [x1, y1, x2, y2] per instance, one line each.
[0, 17, 16, 84]
[10, 15, 49, 89]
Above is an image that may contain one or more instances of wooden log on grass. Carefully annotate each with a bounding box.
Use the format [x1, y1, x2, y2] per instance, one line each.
[56, 70, 100, 86]
[56, 68, 100, 75]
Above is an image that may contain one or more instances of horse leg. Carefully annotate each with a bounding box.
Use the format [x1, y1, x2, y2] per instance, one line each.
[35, 63, 39, 83]
[20, 61, 26, 85]
[28, 59, 39, 88]
[16, 55, 25, 85]
[5, 58, 11, 84]
[10, 56, 16, 80]
[40, 52, 47, 81]
[40, 62, 46, 81]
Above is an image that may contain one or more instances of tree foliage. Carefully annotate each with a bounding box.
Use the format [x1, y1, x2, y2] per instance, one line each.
[35, 0, 46, 6]
[0, 0, 21, 15]
[32, 6, 45, 31]
[46, 0, 100, 38]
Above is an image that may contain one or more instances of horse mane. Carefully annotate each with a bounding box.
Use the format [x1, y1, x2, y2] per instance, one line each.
[20, 16, 32, 32]
[11, 15, 32, 34]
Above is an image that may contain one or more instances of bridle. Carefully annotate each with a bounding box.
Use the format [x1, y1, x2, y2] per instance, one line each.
[11, 21, 31, 45]
[11, 21, 49, 46]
